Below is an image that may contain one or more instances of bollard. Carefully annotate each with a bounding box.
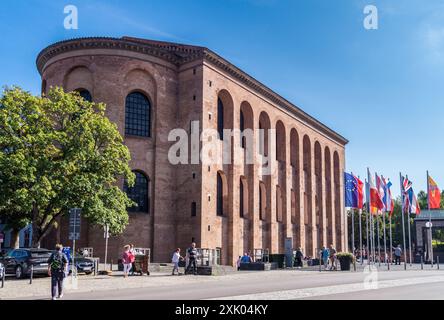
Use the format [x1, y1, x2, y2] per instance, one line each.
[421, 256, 424, 270]
[388, 260, 390, 271]
[319, 253, 322, 272]
[29, 265, 34, 285]
[438, 256, 440, 270]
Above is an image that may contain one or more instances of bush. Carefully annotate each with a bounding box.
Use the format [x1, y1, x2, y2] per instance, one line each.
[337, 252, 354, 259]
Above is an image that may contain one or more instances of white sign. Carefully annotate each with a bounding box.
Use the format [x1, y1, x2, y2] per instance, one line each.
[104, 225, 110, 239]
[426, 222, 433, 228]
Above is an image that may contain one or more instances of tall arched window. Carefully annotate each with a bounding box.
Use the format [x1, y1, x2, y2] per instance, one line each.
[240, 110, 245, 148]
[125, 92, 151, 137]
[124, 171, 149, 214]
[77, 89, 92, 102]
[240, 179, 244, 218]
[217, 98, 224, 140]
[217, 172, 224, 216]
[259, 182, 266, 221]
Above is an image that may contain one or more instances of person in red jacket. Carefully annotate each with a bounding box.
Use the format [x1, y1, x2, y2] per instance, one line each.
[122, 245, 133, 278]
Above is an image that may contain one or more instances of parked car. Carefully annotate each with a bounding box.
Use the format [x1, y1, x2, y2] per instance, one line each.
[0, 248, 53, 279]
[68, 255, 95, 275]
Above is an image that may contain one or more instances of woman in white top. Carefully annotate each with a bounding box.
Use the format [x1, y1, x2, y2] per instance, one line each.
[172, 248, 183, 275]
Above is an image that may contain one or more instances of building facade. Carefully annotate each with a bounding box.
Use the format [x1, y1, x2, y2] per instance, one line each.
[37, 37, 348, 266]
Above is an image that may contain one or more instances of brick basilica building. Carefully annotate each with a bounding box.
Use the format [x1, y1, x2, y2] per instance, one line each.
[37, 37, 348, 266]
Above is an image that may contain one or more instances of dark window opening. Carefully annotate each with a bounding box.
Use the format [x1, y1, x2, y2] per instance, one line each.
[191, 202, 197, 217]
[217, 98, 224, 140]
[77, 89, 92, 102]
[240, 180, 244, 218]
[217, 173, 224, 216]
[125, 92, 151, 137]
[124, 171, 150, 214]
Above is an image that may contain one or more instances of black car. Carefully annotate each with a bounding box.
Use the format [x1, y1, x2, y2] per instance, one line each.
[68, 255, 95, 274]
[1, 248, 53, 279]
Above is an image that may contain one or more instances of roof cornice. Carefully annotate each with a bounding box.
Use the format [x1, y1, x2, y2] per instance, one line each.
[36, 37, 348, 146]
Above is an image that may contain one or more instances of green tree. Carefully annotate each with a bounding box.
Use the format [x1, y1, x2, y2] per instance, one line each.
[0, 87, 135, 247]
[417, 190, 428, 210]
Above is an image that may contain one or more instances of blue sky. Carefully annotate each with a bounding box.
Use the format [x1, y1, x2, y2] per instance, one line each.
[1, 0, 444, 195]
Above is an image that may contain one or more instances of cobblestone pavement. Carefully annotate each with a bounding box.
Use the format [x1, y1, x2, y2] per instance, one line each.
[1, 264, 443, 300]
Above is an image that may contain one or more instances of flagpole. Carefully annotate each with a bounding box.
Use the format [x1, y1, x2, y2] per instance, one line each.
[389, 214, 393, 264]
[376, 211, 381, 266]
[367, 168, 376, 264]
[359, 208, 363, 265]
[400, 172, 407, 270]
[406, 174, 413, 266]
[382, 211, 387, 265]
[372, 212, 376, 264]
[426, 171, 433, 265]
[375, 171, 381, 266]
[365, 179, 370, 265]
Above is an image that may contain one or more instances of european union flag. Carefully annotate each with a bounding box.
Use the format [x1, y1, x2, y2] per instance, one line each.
[345, 172, 358, 208]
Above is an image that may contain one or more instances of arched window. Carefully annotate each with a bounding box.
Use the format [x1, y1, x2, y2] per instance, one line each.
[259, 182, 266, 221]
[125, 92, 151, 137]
[77, 89, 92, 102]
[217, 98, 224, 140]
[217, 172, 224, 216]
[124, 171, 149, 214]
[240, 110, 245, 148]
[240, 179, 244, 218]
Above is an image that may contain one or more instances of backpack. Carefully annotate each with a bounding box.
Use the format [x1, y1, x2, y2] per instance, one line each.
[50, 252, 65, 271]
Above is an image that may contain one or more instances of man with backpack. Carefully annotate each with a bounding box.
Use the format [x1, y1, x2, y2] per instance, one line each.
[47, 244, 68, 300]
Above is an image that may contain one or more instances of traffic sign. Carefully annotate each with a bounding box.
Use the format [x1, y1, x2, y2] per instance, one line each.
[426, 222, 433, 228]
[69, 208, 81, 240]
[104, 224, 110, 239]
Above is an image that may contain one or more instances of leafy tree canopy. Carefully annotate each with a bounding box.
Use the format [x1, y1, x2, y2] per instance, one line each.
[0, 86, 135, 247]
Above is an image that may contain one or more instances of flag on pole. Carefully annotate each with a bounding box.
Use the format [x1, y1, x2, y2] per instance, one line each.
[376, 174, 386, 212]
[382, 177, 395, 215]
[401, 176, 421, 215]
[368, 170, 384, 213]
[408, 188, 421, 215]
[428, 175, 441, 209]
[345, 173, 364, 209]
[401, 176, 412, 214]
[356, 175, 364, 210]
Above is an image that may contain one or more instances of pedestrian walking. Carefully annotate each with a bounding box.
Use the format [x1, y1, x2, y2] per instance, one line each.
[294, 247, 304, 269]
[394, 245, 402, 265]
[47, 244, 68, 300]
[172, 248, 184, 275]
[329, 244, 337, 270]
[122, 245, 133, 278]
[186, 242, 198, 275]
[129, 244, 136, 275]
[321, 246, 330, 269]
[236, 256, 242, 271]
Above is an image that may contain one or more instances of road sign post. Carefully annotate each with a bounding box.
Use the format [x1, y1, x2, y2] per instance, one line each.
[69, 208, 81, 289]
[104, 224, 110, 272]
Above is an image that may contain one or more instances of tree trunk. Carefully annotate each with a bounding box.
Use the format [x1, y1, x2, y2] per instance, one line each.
[10, 229, 20, 249]
[31, 224, 42, 248]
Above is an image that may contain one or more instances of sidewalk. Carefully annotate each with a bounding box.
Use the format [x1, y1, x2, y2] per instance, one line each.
[1, 263, 441, 300]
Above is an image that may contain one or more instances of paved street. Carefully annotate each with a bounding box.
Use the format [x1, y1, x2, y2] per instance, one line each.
[2, 264, 444, 300]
